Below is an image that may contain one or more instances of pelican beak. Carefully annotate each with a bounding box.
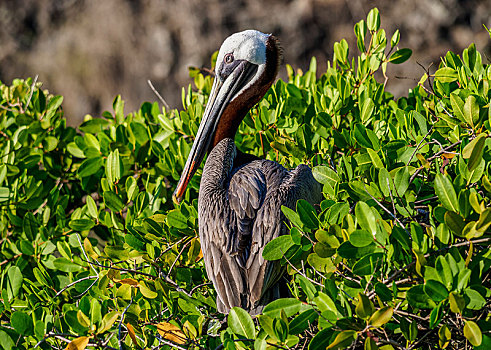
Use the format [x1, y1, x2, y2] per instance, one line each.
[173, 61, 258, 204]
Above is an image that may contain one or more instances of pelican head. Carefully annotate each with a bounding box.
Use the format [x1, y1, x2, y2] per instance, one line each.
[173, 30, 281, 203]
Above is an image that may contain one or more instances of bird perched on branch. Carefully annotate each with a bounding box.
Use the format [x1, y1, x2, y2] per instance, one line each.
[173, 30, 322, 315]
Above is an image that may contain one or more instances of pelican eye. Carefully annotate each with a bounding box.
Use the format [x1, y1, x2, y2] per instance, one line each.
[224, 53, 234, 64]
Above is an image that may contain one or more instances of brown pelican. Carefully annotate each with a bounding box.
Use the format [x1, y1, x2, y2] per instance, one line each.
[173, 30, 322, 315]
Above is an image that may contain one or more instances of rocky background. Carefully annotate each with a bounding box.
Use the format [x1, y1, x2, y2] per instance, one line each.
[1, 0, 490, 125]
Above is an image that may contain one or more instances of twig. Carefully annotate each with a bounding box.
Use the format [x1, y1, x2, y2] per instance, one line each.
[189, 282, 213, 295]
[76, 233, 99, 276]
[384, 237, 491, 285]
[53, 275, 98, 298]
[409, 140, 462, 184]
[214, 338, 288, 350]
[79, 258, 157, 279]
[408, 326, 437, 349]
[386, 178, 397, 219]
[73, 277, 99, 299]
[154, 335, 188, 350]
[23, 75, 39, 113]
[406, 125, 434, 166]
[166, 239, 192, 278]
[119, 296, 134, 350]
[280, 249, 324, 288]
[363, 185, 409, 235]
[156, 237, 188, 260]
[147, 80, 171, 111]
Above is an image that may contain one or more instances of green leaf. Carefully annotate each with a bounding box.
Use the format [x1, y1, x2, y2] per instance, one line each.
[296, 199, 319, 229]
[7, 266, 23, 298]
[450, 93, 465, 122]
[0, 187, 10, 202]
[103, 190, 124, 212]
[106, 149, 123, 184]
[435, 67, 458, 83]
[390, 29, 400, 48]
[434, 174, 459, 212]
[464, 320, 482, 346]
[353, 253, 384, 276]
[368, 306, 393, 327]
[462, 134, 486, 171]
[327, 330, 357, 349]
[263, 298, 301, 318]
[166, 210, 188, 229]
[11, 311, 34, 336]
[69, 219, 95, 231]
[228, 307, 256, 339]
[354, 124, 374, 149]
[104, 245, 130, 261]
[367, 149, 383, 169]
[46, 95, 63, 119]
[263, 235, 294, 261]
[393, 166, 410, 196]
[463, 95, 479, 127]
[476, 208, 491, 232]
[464, 288, 486, 310]
[282, 205, 303, 228]
[52, 257, 82, 272]
[366, 8, 380, 31]
[361, 98, 374, 123]
[78, 157, 103, 177]
[364, 337, 378, 350]
[312, 166, 339, 187]
[389, 48, 412, 64]
[355, 293, 374, 319]
[444, 211, 465, 236]
[355, 202, 377, 235]
[86, 196, 98, 219]
[308, 327, 334, 350]
[23, 212, 38, 241]
[449, 292, 465, 314]
[0, 330, 15, 350]
[67, 142, 86, 158]
[438, 324, 451, 348]
[424, 280, 449, 302]
[407, 285, 436, 309]
[349, 230, 373, 247]
[289, 309, 318, 335]
[307, 253, 335, 273]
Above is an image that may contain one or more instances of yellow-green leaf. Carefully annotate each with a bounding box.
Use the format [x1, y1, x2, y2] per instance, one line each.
[435, 174, 459, 212]
[435, 67, 457, 83]
[449, 292, 465, 314]
[462, 134, 486, 171]
[369, 306, 393, 327]
[438, 324, 451, 349]
[464, 320, 482, 346]
[463, 95, 479, 127]
[355, 293, 375, 319]
[327, 330, 357, 349]
[97, 311, 120, 334]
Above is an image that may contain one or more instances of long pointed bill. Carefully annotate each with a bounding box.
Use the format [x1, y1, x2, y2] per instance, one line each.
[172, 61, 258, 204]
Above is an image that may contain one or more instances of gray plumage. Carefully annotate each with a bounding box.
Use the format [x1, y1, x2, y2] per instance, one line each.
[198, 138, 322, 314]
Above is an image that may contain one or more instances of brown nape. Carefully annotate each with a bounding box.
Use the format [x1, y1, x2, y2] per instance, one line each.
[211, 35, 282, 149]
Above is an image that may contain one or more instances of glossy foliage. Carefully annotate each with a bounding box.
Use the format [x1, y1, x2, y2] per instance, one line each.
[1, 8, 490, 350]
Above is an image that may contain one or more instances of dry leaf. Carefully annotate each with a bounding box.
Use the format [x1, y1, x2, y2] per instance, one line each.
[127, 323, 138, 346]
[65, 336, 90, 350]
[156, 322, 187, 344]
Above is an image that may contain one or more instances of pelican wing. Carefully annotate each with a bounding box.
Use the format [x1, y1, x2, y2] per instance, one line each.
[228, 162, 267, 264]
[246, 163, 322, 309]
